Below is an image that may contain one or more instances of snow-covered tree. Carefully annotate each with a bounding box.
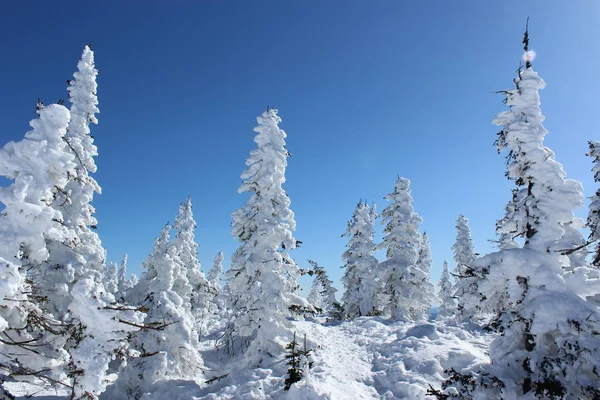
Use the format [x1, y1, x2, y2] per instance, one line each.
[437, 261, 455, 318]
[587, 141, 600, 267]
[172, 197, 213, 337]
[116, 254, 134, 301]
[451, 214, 477, 278]
[377, 178, 424, 320]
[341, 201, 380, 318]
[105, 261, 119, 295]
[0, 103, 75, 389]
[307, 260, 338, 313]
[438, 35, 600, 399]
[207, 251, 224, 291]
[411, 232, 436, 319]
[226, 108, 309, 366]
[113, 224, 204, 398]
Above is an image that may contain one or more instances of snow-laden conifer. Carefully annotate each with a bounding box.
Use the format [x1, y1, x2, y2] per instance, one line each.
[307, 260, 338, 314]
[173, 197, 213, 323]
[439, 35, 600, 399]
[341, 201, 379, 318]
[451, 214, 477, 278]
[377, 178, 424, 320]
[437, 261, 455, 318]
[411, 232, 436, 320]
[104, 261, 119, 295]
[207, 251, 224, 291]
[226, 108, 309, 365]
[116, 254, 134, 301]
[587, 141, 600, 267]
[114, 224, 204, 397]
[0, 103, 75, 387]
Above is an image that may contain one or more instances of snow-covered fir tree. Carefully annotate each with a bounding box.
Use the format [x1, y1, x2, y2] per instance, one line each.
[377, 178, 424, 320]
[307, 260, 338, 314]
[411, 232, 436, 319]
[104, 261, 119, 295]
[438, 35, 600, 399]
[341, 201, 380, 318]
[587, 141, 600, 267]
[0, 103, 76, 390]
[226, 108, 310, 366]
[451, 214, 477, 278]
[116, 254, 134, 301]
[207, 250, 224, 291]
[113, 224, 204, 398]
[437, 261, 455, 318]
[172, 197, 213, 331]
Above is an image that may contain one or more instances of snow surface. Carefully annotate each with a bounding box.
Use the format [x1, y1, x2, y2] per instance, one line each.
[7, 318, 491, 399]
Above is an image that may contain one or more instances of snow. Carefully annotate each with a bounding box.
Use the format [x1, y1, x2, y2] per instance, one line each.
[6, 317, 492, 399]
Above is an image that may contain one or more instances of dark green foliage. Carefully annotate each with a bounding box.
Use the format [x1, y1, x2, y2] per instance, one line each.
[284, 332, 313, 391]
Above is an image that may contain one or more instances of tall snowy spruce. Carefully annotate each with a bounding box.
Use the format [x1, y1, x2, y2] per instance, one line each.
[377, 177, 425, 320]
[226, 108, 310, 366]
[587, 141, 600, 267]
[437, 261, 456, 318]
[451, 214, 480, 320]
[172, 197, 213, 333]
[451, 214, 477, 279]
[112, 224, 204, 399]
[46, 46, 123, 399]
[412, 232, 436, 320]
[307, 260, 339, 314]
[341, 201, 380, 318]
[435, 29, 600, 399]
[207, 250, 224, 291]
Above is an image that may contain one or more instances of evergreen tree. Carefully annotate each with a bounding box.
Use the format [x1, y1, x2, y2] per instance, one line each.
[437, 261, 455, 318]
[226, 108, 309, 366]
[0, 103, 75, 391]
[411, 232, 436, 320]
[207, 250, 224, 291]
[116, 254, 133, 301]
[451, 214, 477, 278]
[104, 261, 119, 295]
[377, 178, 423, 320]
[341, 201, 379, 318]
[307, 260, 338, 313]
[438, 32, 600, 399]
[114, 224, 204, 398]
[586, 141, 600, 267]
[172, 197, 212, 313]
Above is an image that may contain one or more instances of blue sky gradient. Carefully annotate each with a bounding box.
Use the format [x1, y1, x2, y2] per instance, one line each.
[1, 1, 599, 293]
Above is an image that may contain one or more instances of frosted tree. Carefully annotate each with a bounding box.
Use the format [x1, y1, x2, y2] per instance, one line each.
[437, 261, 455, 318]
[172, 197, 212, 320]
[307, 260, 338, 313]
[226, 108, 309, 366]
[207, 251, 224, 291]
[0, 103, 75, 390]
[451, 214, 477, 278]
[377, 177, 423, 320]
[341, 201, 380, 318]
[113, 224, 204, 398]
[104, 261, 119, 295]
[587, 141, 600, 267]
[116, 254, 134, 301]
[411, 232, 436, 319]
[436, 30, 600, 399]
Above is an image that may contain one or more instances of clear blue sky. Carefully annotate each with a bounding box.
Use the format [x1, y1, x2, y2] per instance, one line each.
[0, 1, 599, 294]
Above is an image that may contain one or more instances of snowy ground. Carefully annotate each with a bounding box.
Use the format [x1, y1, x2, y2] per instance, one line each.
[7, 318, 492, 400]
